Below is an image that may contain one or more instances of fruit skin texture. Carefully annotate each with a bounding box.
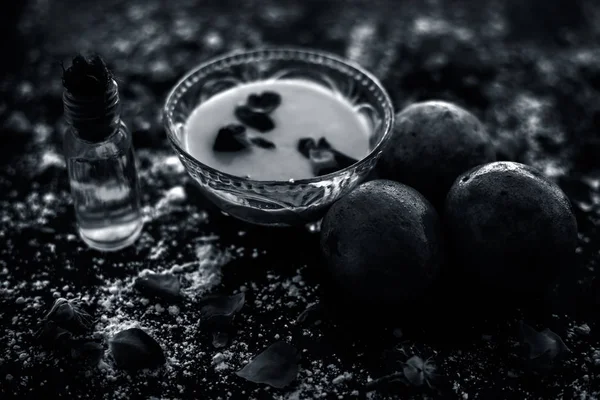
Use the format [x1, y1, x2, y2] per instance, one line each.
[378, 101, 496, 209]
[444, 161, 578, 298]
[320, 180, 444, 315]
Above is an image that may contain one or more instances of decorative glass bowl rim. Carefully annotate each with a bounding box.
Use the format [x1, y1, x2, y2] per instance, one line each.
[163, 47, 395, 185]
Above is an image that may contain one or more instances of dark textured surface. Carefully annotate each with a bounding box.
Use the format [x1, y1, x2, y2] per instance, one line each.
[1, 0, 600, 399]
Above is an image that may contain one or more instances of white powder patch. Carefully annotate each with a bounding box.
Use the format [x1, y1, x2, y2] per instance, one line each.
[413, 16, 474, 42]
[149, 154, 185, 176]
[142, 185, 188, 223]
[38, 149, 66, 171]
[346, 21, 377, 67]
[508, 94, 571, 179]
[33, 123, 53, 144]
[154, 186, 186, 212]
[172, 243, 232, 300]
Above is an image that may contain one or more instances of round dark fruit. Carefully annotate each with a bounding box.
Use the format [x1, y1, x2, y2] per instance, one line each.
[378, 101, 496, 208]
[320, 180, 444, 319]
[444, 161, 578, 298]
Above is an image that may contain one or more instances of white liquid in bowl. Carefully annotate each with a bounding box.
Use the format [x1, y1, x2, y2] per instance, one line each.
[184, 79, 371, 181]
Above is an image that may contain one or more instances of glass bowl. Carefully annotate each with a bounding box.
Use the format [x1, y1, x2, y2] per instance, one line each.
[163, 47, 394, 227]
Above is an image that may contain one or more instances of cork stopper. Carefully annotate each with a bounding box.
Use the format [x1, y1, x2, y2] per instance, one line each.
[62, 54, 113, 97]
[62, 54, 121, 142]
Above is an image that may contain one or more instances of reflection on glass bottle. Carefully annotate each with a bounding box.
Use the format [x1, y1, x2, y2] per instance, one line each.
[63, 68, 143, 251]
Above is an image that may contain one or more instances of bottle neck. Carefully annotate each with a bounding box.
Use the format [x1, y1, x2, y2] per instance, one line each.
[63, 79, 121, 143]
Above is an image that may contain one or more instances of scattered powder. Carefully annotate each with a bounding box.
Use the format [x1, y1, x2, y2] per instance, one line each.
[148, 239, 168, 260]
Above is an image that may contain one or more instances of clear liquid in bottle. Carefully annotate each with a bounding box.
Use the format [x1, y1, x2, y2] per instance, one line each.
[67, 141, 143, 251]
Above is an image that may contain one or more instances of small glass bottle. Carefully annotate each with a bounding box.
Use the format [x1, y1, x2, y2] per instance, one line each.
[63, 77, 143, 251]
